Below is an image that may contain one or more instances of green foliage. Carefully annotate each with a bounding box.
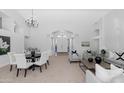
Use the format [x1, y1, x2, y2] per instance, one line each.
[0, 48, 8, 55]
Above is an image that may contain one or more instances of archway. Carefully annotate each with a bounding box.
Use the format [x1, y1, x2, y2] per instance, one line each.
[48, 30, 78, 56]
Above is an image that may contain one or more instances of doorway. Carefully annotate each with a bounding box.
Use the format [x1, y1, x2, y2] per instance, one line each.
[57, 37, 68, 53]
[49, 31, 78, 56]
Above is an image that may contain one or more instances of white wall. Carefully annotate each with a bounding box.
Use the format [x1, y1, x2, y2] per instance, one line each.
[23, 9, 108, 53]
[91, 10, 124, 52]
[0, 30, 12, 67]
[0, 10, 27, 67]
[0, 29, 24, 67]
[103, 10, 124, 51]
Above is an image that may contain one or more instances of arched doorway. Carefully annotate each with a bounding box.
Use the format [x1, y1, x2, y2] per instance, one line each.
[48, 30, 78, 56]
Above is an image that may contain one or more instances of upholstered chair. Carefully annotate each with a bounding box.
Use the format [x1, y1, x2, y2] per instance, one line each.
[14, 53, 33, 77]
[7, 52, 16, 71]
[34, 51, 48, 72]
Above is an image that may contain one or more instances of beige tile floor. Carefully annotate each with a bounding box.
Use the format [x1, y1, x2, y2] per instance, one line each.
[0, 54, 85, 83]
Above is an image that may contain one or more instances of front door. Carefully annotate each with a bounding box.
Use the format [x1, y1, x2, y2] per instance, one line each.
[57, 37, 68, 53]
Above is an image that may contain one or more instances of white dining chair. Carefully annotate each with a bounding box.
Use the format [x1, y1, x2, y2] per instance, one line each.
[45, 50, 52, 65]
[7, 52, 16, 71]
[24, 50, 32, 62]
[34, 51, 48, 72]
[14, 53, 33, 77]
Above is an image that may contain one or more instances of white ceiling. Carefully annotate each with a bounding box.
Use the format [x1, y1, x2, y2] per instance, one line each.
[17, 9, 110, 25]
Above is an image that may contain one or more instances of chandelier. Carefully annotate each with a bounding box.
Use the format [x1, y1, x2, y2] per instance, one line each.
[25, 9, 39, 28]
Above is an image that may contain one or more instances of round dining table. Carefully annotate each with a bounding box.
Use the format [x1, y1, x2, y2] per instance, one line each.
[25, 53, 41, 70]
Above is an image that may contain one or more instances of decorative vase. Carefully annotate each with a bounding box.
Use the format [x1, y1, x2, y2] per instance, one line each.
[101, 49, 106, 55]
[88, 58, 93, 62]
[87, 50, 91, 54]
[95, 56, 102, 64]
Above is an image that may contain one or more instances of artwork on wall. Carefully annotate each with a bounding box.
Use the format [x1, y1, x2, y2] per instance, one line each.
[81, 41, 90, 47]
[0, 35, 10, 55]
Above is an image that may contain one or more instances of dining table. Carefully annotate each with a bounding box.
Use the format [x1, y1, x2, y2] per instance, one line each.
[25, 52, 41, 70]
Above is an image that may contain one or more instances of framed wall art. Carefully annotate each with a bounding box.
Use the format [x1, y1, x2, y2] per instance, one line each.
[81, 41, 90, 47]
[0, 35, 10, 55]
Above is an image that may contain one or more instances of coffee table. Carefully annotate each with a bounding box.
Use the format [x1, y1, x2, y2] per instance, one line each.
[79, 59, 110, 73]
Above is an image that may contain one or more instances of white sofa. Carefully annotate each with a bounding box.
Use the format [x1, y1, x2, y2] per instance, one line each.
[85, 64, 124, 83]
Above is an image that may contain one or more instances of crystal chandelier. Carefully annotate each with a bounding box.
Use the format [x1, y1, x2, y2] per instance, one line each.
[25, 9, 39, 28]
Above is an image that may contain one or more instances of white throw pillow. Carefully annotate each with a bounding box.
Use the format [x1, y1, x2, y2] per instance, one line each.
[108, 51, 114, 58]
[108, 51, 119, 60]
[121, 53, 124, 60]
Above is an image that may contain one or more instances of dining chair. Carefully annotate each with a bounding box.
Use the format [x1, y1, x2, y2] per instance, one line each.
[14, 53, 33, 77]
[34, 51, 48, 72]
[45, 50, 52, 65]
[7, 52, 16, 71]
[24, 50, 32, 62]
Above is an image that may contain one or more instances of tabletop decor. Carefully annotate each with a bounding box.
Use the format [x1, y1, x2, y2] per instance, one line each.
[88, 58, 93, 62]
[95, 56, 102, 64]
[100, 49, 107, 61]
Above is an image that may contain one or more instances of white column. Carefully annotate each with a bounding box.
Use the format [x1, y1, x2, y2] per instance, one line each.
[51, 37, 54, 54]
[71, 38, 74, 50]
[69, 38, 74, 54]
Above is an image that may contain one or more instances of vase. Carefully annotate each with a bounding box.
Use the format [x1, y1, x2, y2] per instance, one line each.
[88, 58, 93, 62]
[95, 56, 102, 64]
